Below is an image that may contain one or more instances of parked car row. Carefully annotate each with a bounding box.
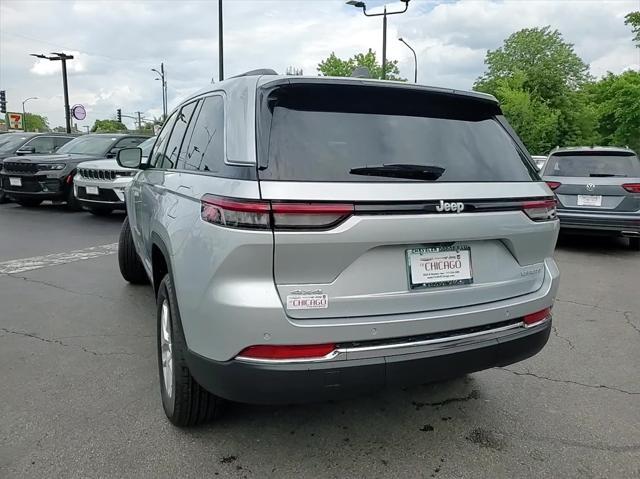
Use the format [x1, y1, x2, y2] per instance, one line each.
[0, 133, 153, 211]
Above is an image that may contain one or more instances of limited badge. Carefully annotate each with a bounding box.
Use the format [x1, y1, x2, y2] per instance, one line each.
[286, 293, 329, 310]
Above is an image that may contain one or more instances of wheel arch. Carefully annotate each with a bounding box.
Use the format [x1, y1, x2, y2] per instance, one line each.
[150, 232, 172, 298]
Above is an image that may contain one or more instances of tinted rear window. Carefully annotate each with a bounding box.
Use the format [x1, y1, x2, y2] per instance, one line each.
[544, 152, 640, 177]
[258, 84, 535, 182]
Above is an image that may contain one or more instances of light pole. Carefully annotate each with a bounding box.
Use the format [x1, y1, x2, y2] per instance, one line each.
[346, 0, 410, 80]
[152, 63, 167, 120]
[30, 52, 74, 133]
[398, 37, 417, 83]
[22, 97, 38, 132]
[218, 0, 224, 81]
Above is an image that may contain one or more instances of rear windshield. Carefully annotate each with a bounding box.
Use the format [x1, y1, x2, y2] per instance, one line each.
[544, 152, 640, 177]
[258, 84, 535, 182]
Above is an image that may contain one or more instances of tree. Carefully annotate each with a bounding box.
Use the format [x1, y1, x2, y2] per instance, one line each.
[584, 71, 640, 151]
[91, 119, 127, 133]
[474, 27, 591, 107]
[626, 11, 640, 47]
[23, 113, 49, 132]
[474, 26, 596, 151]
[318, 49, 404, 80]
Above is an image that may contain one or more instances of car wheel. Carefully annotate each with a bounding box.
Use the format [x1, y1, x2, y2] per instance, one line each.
[88, 207, 113, 216]
[157, 274, 223, 427]
[630, 237, 640, 251]
[118, 216, 149, 284]
[0, 190, 8, 204]
[16, 199, 42, 207]
[66, 186, 82, 211]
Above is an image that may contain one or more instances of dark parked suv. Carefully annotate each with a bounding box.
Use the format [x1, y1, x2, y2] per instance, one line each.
[0, 132, 76, 203]
[1, 133, 148, 209]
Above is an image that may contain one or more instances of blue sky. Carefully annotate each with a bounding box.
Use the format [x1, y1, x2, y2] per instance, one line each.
[1, 0, 638, 130]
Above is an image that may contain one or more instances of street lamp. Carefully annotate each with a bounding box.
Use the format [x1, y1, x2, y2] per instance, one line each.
[398, 37, 417, 83]
[151, 63, 167, 120]
[346, 0, 410, 80]
[22, 97, 38, 132]
[30, 52, 74, 133]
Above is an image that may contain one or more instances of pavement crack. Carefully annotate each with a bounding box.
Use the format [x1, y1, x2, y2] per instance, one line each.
[624, 311, 640, 336]
[551, 324, 575, 350]
[0, 328, 137, 357]
[5, 273, 116, 301]
[497, 367, 640, 395]
[412, 389, 480, 410]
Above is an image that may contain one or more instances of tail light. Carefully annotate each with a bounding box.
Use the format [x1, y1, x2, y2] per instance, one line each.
[622, 183, 640, 193]
[201, 195, 354, 230]
[546, 181, 561, 190]
[237, 343, 337, 361]
[522, 199, 557, 221]
[523, 307, 552, 327]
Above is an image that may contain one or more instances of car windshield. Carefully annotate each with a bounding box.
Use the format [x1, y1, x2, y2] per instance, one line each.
[138, 136, 156, 157]
[544, 153, 640, 177]
[0, 134, 30, 154]
[259, 84, 534, 182]
[56, 136, 116, 156]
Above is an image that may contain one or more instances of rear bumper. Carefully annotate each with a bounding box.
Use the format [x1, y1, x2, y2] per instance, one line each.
[558, 209, 640, 234]
[186, 319, 551, 405]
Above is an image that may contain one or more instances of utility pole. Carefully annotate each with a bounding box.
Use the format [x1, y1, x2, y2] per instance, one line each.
[398, 37, 418, 83]
[22, 97, 38, 132]
[218, 0, 224, 81]
[30, 52, 74, 132]
[136, 111, 143, 131]
[152, 64, 167, 120]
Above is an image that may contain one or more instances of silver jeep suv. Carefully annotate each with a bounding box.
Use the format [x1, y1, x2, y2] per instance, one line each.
[116, 71, 560, 426]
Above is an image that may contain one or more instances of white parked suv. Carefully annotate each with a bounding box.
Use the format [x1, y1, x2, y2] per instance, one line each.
[74, 136, 155, 215]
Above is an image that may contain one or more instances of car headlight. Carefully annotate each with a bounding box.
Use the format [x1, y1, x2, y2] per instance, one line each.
[38, 163, 66, 170]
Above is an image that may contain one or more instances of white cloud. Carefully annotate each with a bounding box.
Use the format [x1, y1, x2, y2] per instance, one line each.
[0, 0, 638, 129]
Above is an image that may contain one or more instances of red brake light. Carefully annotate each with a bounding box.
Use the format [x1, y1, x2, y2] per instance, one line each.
[523, 307, 552, 327]
[546, 181, 561, 190]
[201, 195, 270, 229]
[201, 195, 354, 230]
[522, 198, 557, 221]
[237, 343, 337, 360]
[272, 202, 354, 229]
[622, 183, 640, 194]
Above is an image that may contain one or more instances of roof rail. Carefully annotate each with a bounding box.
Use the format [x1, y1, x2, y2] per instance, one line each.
[229, 68, 278, 79]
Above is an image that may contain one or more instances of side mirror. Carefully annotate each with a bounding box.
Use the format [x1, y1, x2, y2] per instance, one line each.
[117, 148, 142, 169]
[16, 146, 36, 155]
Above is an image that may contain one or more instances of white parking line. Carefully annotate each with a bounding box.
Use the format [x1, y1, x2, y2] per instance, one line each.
[0, 243, 118, 275]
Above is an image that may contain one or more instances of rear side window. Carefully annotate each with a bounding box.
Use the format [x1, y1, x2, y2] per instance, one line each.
[24, 136, 56, 154]
[53, 137, 73, 149]
[258, 84, 535, 182]
[180, 95, 225, 173]
[149, 112, 177, 167]
[161, 101, 198, 169]
[543, 152, 640, 177]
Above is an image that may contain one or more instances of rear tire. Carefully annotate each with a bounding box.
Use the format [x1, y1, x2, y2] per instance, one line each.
[157, 274, 223, 427]
[118, 216, 149, 284]
[88, 207, 113, 216]
[66, 186, 82, 211]
[17, 199, 42, 207]
[630, 237, 640, 251]
[0, 190, 8, 204]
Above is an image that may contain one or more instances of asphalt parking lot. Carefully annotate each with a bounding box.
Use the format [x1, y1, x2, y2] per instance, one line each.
[1, 202, 639, 478]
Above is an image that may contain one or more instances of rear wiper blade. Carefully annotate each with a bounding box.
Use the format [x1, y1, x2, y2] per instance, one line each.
[589, 173, 625, 177]
[349, 163, 445, 181]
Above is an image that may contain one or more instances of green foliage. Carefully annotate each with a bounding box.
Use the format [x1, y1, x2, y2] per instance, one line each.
[318, 49, 404, 80]
[474, 26, 598, 153]
[91, 119, 127, 133]
[23, 113, 49, 132]
[584, 71, 640, 151]
[626, 11, 640, 47]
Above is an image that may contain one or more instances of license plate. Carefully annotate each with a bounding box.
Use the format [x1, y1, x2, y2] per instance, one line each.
[577, 195, 602, 207]
[406, 245, 473, 289]
[9, 177, 21, 187]
[85, 186, 99, 195]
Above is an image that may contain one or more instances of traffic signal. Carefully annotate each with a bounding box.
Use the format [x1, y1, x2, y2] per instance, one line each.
[0, 90, 6, 114]
[116, 108, 122, 123]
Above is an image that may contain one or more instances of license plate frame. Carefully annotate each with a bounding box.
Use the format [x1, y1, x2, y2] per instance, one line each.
[9, 177, 22, 187]
[85, 186, 99, 196]
[577, 195, 602, 207]
[406, 244, 473, 290]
